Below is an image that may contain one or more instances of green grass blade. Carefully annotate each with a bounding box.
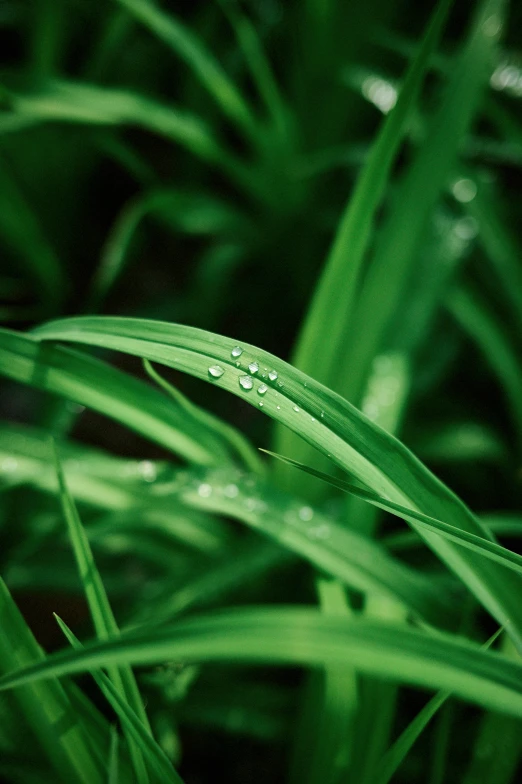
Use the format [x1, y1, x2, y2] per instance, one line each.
[335, 0, 505, 407]
[7, 80, 251, 190]
[143, 359, 263, 474]
[288, 0, 454, 392]
[55, 617, 183, 784]
[447, 285, 522, 450]
[374, 626, 504, 784]
[0, 328, 232, 465]
[217, 0, 289, 136]
[52, 441, 152, 783]
[116, 0, 259, 141]
[31, 316, 522, 647]
[0, 424, 446, 623]
[108, 725, 119, 784]
[0, 157, 65, 313]
[262, 450, 522, 580]
[0, 575, 104, 783]
[2, 609, 522, 719]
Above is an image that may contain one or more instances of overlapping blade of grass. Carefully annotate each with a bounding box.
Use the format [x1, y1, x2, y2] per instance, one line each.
[2, 608, 522, 719]
[216, 0, 289, 137]
[462, 634, 522, 784]
[31, 316, 522, 645]
[287, 0, 454, 391]
[460, 174, 522, 335]
[263, 450, 522, 578]
[53, 441, 153, 782]
[108, 725, 119, 784]
[5, 80, 253, 192]
[56, 617, 183, 784]
[115, 0, 259, 142]
[144, 360, 263, 474]
[298, 580, 357, 784]
[0, 424, 449, 623]
[447, 286, 522, 450]
[375, 626, 503, 784]
[0, 425, 229, 554]
[0, 328, 245, 466]
[0, 575, 104, 783]
[0, 157, 64, 313]
[89, 189, 251, 311]
[335, 0, 504, 407]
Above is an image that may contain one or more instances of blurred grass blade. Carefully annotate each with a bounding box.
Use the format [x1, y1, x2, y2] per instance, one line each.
[375, 626, 503, 784]
[262, 449, 522, 579]
[2, 609, 522, 719]
[0, 575, 104, 783]
[108, 725, 119, 784]
[0, 422, 449, 623]
[116, 0, 259, 141]
[89, 189, 250, 311]
[288, 0, 454, 390]
[217, 0, 289, 135]
[336, 0, 505, 406]
[462, 175, 522, 335]
[0, 328, 233, 465]
[52, 440, 152, 783]
[0, 157, 65, 313]
[31, 315, 522, 647]
[143, 359, 263, 474]
[7, 80, 251, 189]
[447, 286, 522, 450]
[55, 616, 183, 784]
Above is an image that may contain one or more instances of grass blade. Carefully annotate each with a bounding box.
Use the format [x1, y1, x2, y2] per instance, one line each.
[2, 609, 522, 719]
[0, 328, 234, 465]
[262, 449, 522, 580]
[31, 315, 522, 647]
[116, 0, 259, 141]
[52, 440, 152, 783]
[288, 0, 454, 392]
[374, 626, 504, 784]
[55, 616, 183, 784]
[336, 0, 505, 406]
[0, 575, 104, 783]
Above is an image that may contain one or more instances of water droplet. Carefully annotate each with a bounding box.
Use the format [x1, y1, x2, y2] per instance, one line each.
[452, 178, 477, 204]
[298, 506, 314, 522]
[239, 375, 253, 391]
[311, 417, 316, 422]
[236, 361, 241, 367]
[248, 361, 259, 374]
[268, 370, 278, 381]
[257, 384, 268, 395]
[293, 406, 300, 413]
[198, 483, 212, 498]
[259, 401, 263, 406]
[208, 364, 224, 378]
[1, 457, 18, 473]
[304, 382, 308, 387]
[137, 460, 157, 482]
[231, 346, 243, 358]
[277, 381, 284, 388]
[276, 405, 281, 410]
[224, 484, 239, 498]
[320, 411, 325, 419]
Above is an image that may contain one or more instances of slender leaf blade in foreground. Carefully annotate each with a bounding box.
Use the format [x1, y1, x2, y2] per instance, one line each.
[31, 316, 522, 647]
[1, 609, 522, 720]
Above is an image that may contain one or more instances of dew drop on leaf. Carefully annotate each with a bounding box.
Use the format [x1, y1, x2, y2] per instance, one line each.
[248, 361, 259, 374]
[208, 365, 225, 378]
[268, 370, 278, 381]
[231, 346, 243, 358]
[239, 375, 253, 390]
[258, 384, 268, 395]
